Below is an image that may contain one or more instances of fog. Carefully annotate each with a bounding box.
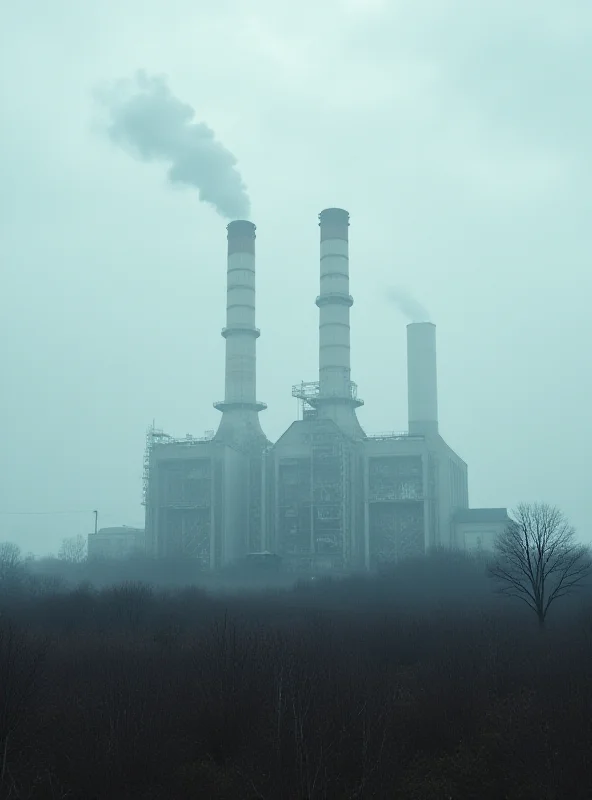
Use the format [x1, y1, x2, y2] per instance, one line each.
[1, 1, 592, 555]
[2, 550, 592, 796]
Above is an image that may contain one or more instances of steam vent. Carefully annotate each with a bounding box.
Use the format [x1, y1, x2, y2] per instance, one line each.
[143, 210, 507, 572]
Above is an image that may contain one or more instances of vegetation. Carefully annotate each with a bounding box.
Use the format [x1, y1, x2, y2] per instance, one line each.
[57, 534, 87, 564]
[0, 525, 591, 798]
[490, 503, 591, 626]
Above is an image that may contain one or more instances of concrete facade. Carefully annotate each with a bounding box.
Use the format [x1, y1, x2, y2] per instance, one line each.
[362, 433, 468, 566]
[145, 432, 268, 567]
[271, 418, 365, 572]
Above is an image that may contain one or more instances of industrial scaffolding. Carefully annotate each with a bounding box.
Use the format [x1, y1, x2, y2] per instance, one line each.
[143, 425, 216, 566]
[310, 422, 349, 570]
[142, 426, 173, 507]
[292, 380, 363, 419]
[276, 419, 352, 571]
[277, 457, 311, 561]
[368, 455, 425, 564]
[156, 457, 213, 565]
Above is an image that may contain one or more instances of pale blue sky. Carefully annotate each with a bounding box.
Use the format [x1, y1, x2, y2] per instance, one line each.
[1, 0, 591, 553]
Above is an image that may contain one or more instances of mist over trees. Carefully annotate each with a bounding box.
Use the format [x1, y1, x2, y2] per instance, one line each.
[57, 534, 87, 564]
[0, 542, 23, 583]
[1, 541, 592, 798]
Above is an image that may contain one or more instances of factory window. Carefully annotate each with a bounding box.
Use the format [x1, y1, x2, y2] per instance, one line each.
[317, 506, 341, 520]
[315, 536, 340, 554]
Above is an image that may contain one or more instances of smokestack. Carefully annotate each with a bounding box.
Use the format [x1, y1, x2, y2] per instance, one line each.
[407, 322, 438, 437]
[314, 208, 364, 436]
[317, 208, 353, 397]
[214, 220, 267, 443]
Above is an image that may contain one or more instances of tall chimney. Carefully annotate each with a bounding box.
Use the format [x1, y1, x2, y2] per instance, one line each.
[317, 208, 352, 397]
[407, 322, 438, 437]
[214, 220, 267, 444]
[314, 208, 364, 436]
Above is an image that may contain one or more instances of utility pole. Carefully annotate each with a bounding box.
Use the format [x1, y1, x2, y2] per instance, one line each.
[93, 510, 98, 535]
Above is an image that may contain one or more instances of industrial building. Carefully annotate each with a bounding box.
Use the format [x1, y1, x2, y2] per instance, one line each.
[143, 209, 507, 572]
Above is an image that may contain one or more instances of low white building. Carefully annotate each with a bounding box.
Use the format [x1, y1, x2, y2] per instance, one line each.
[453, 508, 509, 554]
[88, 527, 145, 560]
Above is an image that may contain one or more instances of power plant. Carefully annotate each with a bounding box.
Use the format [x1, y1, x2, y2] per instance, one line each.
[143, 209, 507, 572]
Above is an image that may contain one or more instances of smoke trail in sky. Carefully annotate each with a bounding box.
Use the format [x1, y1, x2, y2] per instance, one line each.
[95, 71, 250, 219]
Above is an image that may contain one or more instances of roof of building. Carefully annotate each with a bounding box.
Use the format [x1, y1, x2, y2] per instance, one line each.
[273, 418, 348, 450]
[95, 526, 144, 537]
[453, 508, 509, 524]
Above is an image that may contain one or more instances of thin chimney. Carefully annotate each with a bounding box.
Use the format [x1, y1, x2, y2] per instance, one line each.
[407, 322, 438, 436]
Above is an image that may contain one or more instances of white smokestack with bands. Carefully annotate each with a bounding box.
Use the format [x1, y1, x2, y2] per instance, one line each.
[317, 208, 353, 398]
[214, 220, 266, 443]
[407, 322, 438, 437]
[314, 208, 364, 438]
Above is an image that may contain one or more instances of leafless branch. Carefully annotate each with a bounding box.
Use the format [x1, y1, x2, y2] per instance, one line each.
[489, 502, 591, 625]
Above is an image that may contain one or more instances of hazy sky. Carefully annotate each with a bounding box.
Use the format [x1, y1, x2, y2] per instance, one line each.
[1, 0, 591, 554]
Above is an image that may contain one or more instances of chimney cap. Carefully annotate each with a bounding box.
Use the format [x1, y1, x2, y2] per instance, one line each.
[319, 208, 349, 226]
[227, 219, 256, 239]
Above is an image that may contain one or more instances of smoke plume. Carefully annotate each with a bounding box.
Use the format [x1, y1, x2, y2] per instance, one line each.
[386, 286, 431, 322]
[95, 71, 250, 220]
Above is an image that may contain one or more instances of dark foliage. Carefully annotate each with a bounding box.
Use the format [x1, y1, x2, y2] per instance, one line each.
[1, 550, 592, 798]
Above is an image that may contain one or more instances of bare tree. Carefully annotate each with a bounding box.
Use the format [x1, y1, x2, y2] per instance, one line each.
[490, 502, 591, 626]
[58, 534, 87, 564]
[0, 543, 23, 583]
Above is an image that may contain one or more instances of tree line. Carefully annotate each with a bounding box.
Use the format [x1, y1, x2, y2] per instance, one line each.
[0, 503, 589, 798]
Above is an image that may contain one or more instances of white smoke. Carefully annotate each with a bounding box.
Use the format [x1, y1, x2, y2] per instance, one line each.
[94, 71, 250, 220]
[386, 286, 431, 322]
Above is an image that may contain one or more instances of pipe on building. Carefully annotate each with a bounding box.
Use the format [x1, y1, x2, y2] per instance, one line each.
[407, 322, 438, 437]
